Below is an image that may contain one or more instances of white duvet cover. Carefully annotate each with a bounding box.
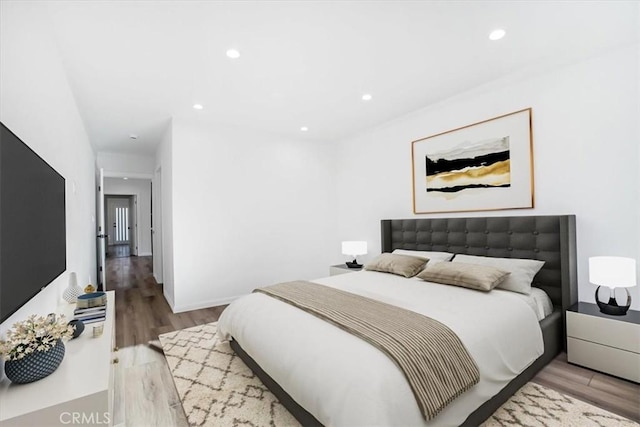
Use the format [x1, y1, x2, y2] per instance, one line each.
[217, 271, 544, 426]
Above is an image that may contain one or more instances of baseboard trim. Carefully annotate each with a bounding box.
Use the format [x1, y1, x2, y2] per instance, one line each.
[171, 295, 245, 313]
[138, 252, 152, 257]
[163, 291, 175, 310]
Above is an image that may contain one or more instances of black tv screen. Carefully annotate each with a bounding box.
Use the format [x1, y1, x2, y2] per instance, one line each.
[0, 122, 66, 323]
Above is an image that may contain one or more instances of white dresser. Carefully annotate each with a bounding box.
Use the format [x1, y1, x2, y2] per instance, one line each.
[0, 291, 116, 426]
[566, 302, 640, 383]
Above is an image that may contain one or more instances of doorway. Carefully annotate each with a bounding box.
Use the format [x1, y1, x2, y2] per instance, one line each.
[97, 173, 157, 293]
[105, 195, 137, 258]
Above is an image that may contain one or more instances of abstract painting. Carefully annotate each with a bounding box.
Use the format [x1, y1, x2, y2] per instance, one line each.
[412, 109, 533, 214]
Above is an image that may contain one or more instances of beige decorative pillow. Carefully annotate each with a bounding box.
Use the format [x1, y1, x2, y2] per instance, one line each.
[392, 249, 454, 265]
[452, 255, 544, 295]
[417, 262, 510, 292]
[364, 253, 428, 278]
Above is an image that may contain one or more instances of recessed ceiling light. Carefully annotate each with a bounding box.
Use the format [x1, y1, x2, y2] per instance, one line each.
[193, 104, 204, 110]
[362, 94, 373, 101]
[300, 126, 309, 132]
[129, 134, 138, 140]
[489, 29, 506, 41]
[226, 49, 240, 59]
[123, 177, 128, 180]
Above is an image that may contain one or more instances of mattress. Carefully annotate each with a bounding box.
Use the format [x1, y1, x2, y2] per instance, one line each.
[217, 270, 544, 426]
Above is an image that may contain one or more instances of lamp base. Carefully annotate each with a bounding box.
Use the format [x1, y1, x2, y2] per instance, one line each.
[595, 286, 631, 316]
[345, 259, 363, 269]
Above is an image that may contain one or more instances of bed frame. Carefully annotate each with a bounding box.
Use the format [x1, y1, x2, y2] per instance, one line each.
[232, 214, 577, 426]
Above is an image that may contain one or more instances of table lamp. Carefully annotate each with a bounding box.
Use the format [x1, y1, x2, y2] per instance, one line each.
[342, 241, 367, 268]
[589, 256, 636, 316]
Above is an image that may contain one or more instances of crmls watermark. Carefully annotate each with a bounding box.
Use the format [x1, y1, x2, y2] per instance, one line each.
[59, 412, 111, 425]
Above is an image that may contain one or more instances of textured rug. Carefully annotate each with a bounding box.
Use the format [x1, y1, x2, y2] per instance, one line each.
[159, 322, 638, 427]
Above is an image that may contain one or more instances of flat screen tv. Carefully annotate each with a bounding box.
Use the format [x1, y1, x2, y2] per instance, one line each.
[0, 122, 66, 323]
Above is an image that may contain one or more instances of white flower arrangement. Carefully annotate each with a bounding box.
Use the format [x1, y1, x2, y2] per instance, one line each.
[0, 314, 73, 361]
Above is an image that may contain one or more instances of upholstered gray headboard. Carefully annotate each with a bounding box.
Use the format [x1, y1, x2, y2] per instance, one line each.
[381, 215, 577, 311]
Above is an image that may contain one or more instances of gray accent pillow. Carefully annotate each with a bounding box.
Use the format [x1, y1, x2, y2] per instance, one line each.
[364, 253, 428, 278]
[417, 262, 510, 292]
[452, 254, 545, 295]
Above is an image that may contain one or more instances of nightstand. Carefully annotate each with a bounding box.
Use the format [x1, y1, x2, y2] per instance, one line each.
[329, 264, 363, 276]
[566, 302, 640, 382]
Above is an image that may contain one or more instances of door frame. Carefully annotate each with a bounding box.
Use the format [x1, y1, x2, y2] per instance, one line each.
[97, 168, 106, 290]
[152, 166, 163, 284]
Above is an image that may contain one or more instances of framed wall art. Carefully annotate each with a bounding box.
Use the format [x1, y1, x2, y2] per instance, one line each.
[411, 108, 534, 214]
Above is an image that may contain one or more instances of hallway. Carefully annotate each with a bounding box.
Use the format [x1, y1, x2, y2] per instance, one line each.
[108, 255, 225, 348]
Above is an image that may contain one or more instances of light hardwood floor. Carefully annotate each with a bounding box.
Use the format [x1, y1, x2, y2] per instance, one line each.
[110, 256, 639, 425]
[533, 353, 640, 422]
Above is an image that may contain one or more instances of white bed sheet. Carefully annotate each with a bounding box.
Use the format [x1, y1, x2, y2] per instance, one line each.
[508, 286, 554, 321]
[217, 271, 544, 426]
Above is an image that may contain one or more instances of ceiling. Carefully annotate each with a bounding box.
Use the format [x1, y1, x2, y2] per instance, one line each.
[42, 1, 638, 155]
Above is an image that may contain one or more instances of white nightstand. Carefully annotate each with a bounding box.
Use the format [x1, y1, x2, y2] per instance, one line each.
[566, 302, 640, 383]
[329, 264, 363, 276]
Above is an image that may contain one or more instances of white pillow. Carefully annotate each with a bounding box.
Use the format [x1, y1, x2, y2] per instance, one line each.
[452, 254, 545, 295]
[392, 249, 454, 265]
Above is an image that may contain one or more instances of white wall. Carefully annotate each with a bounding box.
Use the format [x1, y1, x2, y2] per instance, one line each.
[332, 45, 640, 309]
[97, 151, 155, 177]
[156, 122, 175, 306]
[104, 177, 153, 256]
[0, 2, 96, 335]
[162, 118, 334, 312]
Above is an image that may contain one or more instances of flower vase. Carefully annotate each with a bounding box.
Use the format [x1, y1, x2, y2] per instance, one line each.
[63, 272, 82, 303]
[4, 339, 66, 384]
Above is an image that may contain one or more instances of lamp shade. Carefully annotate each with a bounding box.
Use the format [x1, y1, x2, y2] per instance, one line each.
[589, 256, 637, 288]
[342, 241, 367, 256]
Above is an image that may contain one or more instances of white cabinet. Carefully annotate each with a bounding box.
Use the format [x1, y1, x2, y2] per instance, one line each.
[0, 291, 116, 426]
[566, 302, 640, 383]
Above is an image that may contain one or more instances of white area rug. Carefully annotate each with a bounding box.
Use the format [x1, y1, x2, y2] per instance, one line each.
[159, 322, 638, 427]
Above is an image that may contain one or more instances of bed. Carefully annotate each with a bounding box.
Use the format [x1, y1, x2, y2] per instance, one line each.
[218, 215, 577, 426]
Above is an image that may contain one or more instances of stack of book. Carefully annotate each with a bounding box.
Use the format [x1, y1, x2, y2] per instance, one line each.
[74, 292, 107, 324]
[73, 305, 106, 324]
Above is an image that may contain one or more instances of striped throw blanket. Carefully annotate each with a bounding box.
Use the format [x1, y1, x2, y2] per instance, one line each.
[254, 281, 480, 421]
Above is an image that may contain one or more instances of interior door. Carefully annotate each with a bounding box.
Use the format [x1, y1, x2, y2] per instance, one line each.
[108, 198, 131, 244]
[97, 168, 106, 290]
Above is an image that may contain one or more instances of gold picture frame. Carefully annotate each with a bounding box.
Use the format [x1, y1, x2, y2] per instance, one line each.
[411, 108, 534, 214]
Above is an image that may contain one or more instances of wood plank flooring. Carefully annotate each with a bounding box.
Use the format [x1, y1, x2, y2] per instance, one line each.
[533, 352, 639, 422]
[110, 255, 639, 425]
[107, 255, 224, 348]
[107, 243, 131, 258]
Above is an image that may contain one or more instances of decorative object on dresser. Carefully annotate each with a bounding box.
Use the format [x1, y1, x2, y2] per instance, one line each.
[589, 256, 636, 315]
[411, 108, 534, 214]
[0, 314, 73, 384]
[62, 271, 83, 303]
[567, 302, 640, 382]
[73, 302, 107, 325]
[329, 264, 362, 276]
[341, 240, 367, 268]
[68, 319, 85, 339]
[76, 291, 107, 308]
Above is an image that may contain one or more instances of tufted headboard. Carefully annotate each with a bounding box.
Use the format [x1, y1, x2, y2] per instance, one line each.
[381, 215, 577, 312]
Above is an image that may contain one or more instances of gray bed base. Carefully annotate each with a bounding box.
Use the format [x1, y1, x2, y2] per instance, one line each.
[232, 215, 577, 426]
